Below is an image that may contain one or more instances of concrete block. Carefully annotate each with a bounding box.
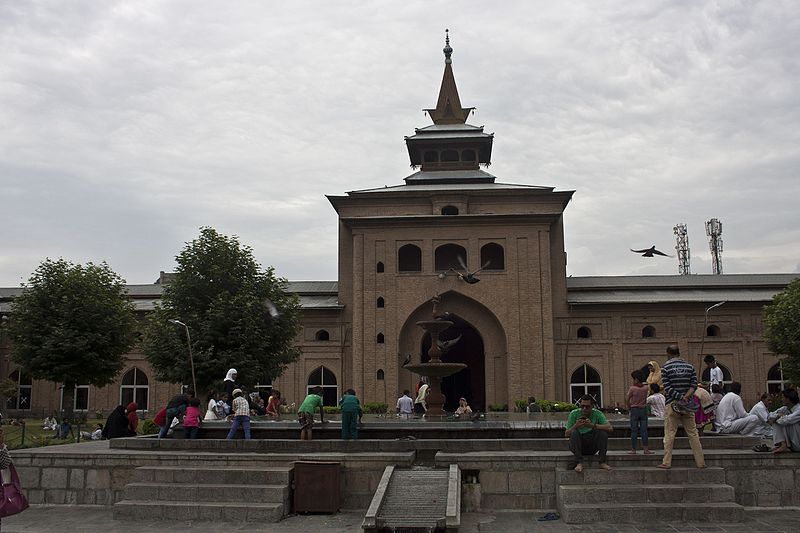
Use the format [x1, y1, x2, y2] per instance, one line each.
[26, 489, 44, 504]
[508, 470, 540, 493]
[15, 466, 40, 488]
[40, 468, 68, 489]
[478, 471, 508, 494]
[69, 468, 84, 489]
[44, 489, 66, 504]
[85, 468, 111, 489]
[65, 490, 79, 504]
[756, 491, 781, 507]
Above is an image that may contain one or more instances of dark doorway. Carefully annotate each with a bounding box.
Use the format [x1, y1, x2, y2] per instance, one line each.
[421, 315, 485, 412]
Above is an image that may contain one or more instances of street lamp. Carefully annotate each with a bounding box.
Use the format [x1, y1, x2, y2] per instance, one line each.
[699, 301, 726, 359]
[169, 319, 197, 394]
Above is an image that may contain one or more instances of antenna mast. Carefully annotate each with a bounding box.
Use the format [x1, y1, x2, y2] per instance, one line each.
[673, 223, 690, 275]
[705, 218, 723, 275]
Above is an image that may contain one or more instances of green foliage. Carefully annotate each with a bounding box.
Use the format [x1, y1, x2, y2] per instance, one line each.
[7, 259, 137, 416]
[764, 278, 800, 384]
[323, 405, 341, 414]
[142, 227, 302, 393]
[488, 403, 508, 412]
[363, 402, 388, 414]
[139, 419, 160, 435]
[514, 399, 528, 412]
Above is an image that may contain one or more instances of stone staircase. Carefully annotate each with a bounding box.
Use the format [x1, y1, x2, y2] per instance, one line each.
[557, 466, 744, 524]
[113, 465, 293, 522]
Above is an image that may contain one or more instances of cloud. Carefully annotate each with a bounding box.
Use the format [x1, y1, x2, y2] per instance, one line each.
[1, 1, 798, 286]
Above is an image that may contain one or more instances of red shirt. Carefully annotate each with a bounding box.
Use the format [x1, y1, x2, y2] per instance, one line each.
[154, 408, 167, 426]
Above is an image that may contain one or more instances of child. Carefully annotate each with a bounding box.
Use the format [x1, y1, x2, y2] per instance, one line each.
[455, 397, 472, 416]
[266, 389, 284, 419]
[226, 389, 251, 440]
[183, 397, 202, 439]
[396, 390, 414, 419]
[339, 389, 363, 440]
[626, 369, 651, 454]
[704, 355, 723, 389]
[646, 383, 666, 418]
[297, 386, 325, 440]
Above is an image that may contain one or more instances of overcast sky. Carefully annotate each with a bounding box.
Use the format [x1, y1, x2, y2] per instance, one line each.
[1, 0, 798, 287]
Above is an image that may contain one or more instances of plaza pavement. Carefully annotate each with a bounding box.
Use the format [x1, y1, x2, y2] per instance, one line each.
[3, 505, 799, 532]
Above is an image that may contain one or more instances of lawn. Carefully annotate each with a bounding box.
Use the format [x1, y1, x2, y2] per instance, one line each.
[5, 418, 112, 449]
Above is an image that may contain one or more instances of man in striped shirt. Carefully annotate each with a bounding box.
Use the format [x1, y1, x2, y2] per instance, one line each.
[659, 345, 705, 469]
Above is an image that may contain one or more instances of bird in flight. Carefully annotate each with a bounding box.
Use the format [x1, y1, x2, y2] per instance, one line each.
[631, 246, 672, 257]
[448, 256, 492, 284]
[437, 335, 462, 354]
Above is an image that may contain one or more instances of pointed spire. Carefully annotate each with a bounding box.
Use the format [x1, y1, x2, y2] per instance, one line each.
[425, 29, 474, 125]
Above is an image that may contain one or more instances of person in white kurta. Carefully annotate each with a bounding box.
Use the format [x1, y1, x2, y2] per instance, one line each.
[771, 388, 800, 453]
[748, 393, 773, 437]
[715, 382, 760, 435]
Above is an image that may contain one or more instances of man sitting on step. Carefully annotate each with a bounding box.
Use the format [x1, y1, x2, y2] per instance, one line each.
[715, 382, 761, 436]
[770, 388, 800, 453]
[565, 394, 614, 473]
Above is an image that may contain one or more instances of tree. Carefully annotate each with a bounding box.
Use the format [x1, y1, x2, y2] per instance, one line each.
[142, 227, 302, 395]
[7, 259, 138, 419]
[764, 278, 800, 385]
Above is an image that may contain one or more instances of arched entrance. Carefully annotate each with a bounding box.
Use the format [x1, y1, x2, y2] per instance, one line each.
[421, 314, 485, 411]
[397, 291, 507, 413]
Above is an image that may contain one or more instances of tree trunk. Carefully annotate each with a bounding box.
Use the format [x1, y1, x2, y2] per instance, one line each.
[61, 381, 76, 423]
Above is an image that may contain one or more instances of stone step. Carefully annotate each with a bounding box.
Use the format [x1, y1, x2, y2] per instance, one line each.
[556, 466, 725, 485]
[112, 500, 285, 522]
[132, 465, 292, 485]
[558, 483, 736, 505]
[123, 482, 289, 504]
[560, 501, 744, 524]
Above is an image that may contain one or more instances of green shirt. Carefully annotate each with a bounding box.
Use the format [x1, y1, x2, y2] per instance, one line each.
[339, 394, 362, 414]
[566, 408, 608, 434]
[298, 393, 323, 414]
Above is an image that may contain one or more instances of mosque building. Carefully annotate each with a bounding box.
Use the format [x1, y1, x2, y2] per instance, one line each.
[0, 36, 795, 416]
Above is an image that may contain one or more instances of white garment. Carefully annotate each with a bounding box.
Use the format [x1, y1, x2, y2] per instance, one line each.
[224, 368, 238, 382]
[709, 366, 723, 386]
[415, 384, 429, 406]
[748, 401, 773, 437]
[772, 403, 800, 450]
[716, 393, 760, 434]
[646, 393, 666, 418]
[204, 398, 226, 421]
[396, 395, 413, 415]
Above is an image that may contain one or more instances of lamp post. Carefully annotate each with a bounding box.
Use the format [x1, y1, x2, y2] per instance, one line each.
[169, 319, 197, 394]
[699, 301, 726, 359]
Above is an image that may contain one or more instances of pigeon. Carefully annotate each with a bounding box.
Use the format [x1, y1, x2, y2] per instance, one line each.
[264, 297, 281, 320]
[437, 335, 462, 353]
[630, 246, 672, 257]
[450, 256, 491, 284]
[399, 353, 412, 367]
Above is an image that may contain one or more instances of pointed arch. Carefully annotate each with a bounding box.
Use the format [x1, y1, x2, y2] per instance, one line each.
[570, 363, 603, 407]
[120, 367, 149, 411]
[307, 365, 338, 406]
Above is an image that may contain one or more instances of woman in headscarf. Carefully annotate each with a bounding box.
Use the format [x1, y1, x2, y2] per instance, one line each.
[103, 405, 135, 439]
[645, 360, 664, 392]
[223, 369, 239, 403]
[125, 402, 139, 434]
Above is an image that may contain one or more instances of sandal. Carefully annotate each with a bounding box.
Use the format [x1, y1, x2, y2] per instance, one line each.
[752, 443, 771, 453]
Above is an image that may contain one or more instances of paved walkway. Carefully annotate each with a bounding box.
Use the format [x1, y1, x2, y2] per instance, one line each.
[3, 506, 799, 532]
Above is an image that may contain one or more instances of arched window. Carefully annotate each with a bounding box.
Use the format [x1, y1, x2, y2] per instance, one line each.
[701, 363, 732, 388]
[642, 325, 656, 338]
[315, 329, 330, 341]
[441, 149, 459, 162]
[435, 243, 467, 271]
[307, 366, 338, 406]
[376, 332, 385, 344]
[480, 243, 505, 270]
[120, 367, 149, 411]
[377, 369, 385, 381]
[767, 363, 786, 395]
[376, 297, 385, 308]
[398, 244, 422, 272]
[441, 205, 459, 215]
[570, 364, 603, 407]
[376, 262, 385, 273]
[706, 324, 721, 337]
[6, 370, 32, 410]
[577, 326, 592, 339]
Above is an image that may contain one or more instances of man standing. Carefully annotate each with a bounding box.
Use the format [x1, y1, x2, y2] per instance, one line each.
[659, 345, 705, 469]
[771, 388, 800, 453]
[565, 395, 614, 472]
[715, 382, 760, 435]
[703, 355, 723, 389]
[396, 390, 414, 419]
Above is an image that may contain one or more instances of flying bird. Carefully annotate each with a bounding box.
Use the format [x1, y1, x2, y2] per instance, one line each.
[437, 335, 462, 354]
[630, 246, 672, 258]
[449, 256, 491, 284]
[264, 297, 281, 320]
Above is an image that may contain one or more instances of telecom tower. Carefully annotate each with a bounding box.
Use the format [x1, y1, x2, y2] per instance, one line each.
[706, 218, 723, 275]
[673, 223, 690, 275]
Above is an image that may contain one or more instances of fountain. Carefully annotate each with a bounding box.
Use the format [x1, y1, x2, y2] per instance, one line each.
[403, 295, 467, 416]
